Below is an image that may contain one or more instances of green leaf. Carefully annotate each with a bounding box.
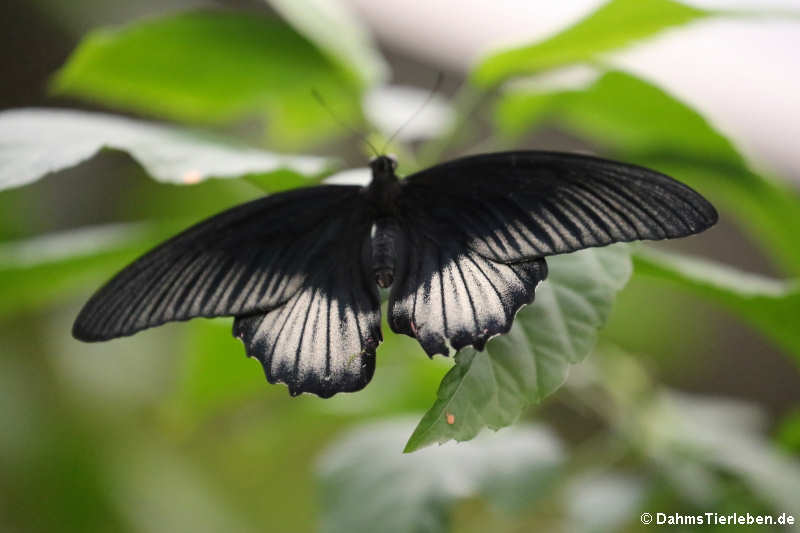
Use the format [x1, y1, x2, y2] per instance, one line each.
[564, 472, 647, 533]
[640, 160, 800, 276]
[641, 391, 800, 513]
[51, 10, 364, 147]
[633, 247, 800, 363]
[0, 108, 327, 192]
[473, 0, 709, 86]
[108, 443, 258, 533]
[406, 245, 632, 452]
[317, 419, 564, 533]
[0, 224, 157, 315]
[265, 0, 388, 86]
[167, 319, 266, 425]
[0, 219, 230, 320]
[494, 71, 800, 275]
[497, 71, 740, 162]
[775, 410, 800, 454]
[593, 350, 800, 513]
[494, 90, 563, 139]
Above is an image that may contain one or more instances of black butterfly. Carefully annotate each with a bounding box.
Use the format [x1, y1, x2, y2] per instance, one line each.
[73, 151, 717, 397]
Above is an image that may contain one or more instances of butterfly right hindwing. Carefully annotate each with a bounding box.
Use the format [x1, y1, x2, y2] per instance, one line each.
[388, 216, 548, 357]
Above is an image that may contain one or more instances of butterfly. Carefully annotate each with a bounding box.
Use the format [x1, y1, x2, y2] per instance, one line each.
[73, 151, 717, 397]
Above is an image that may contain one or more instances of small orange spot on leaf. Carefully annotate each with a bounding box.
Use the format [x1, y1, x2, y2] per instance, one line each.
[181, 170, 202, 184]
[446, 412, 455, 425]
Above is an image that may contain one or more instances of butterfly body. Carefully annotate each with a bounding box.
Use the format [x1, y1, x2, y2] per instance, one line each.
[74, 151, 717, 397]
[370, 218, 403, 289]
[363, 155, 402, 213]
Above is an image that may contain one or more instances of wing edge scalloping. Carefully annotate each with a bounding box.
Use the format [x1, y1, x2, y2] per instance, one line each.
[231, 287, 382, 398]
[387, 228, 549, 358]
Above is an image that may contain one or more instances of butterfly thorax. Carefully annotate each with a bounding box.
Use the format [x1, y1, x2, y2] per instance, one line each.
[365, 155, 401, 211]
[365, 156, 404, 288]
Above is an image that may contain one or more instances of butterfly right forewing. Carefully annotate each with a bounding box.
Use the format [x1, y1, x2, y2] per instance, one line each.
[399, 151, 718, 263]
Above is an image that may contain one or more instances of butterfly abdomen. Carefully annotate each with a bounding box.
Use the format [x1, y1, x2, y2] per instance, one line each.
[371, 218, 404, 288]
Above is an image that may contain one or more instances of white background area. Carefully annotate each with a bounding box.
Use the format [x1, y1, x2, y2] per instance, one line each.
[344, 0, 800, 182]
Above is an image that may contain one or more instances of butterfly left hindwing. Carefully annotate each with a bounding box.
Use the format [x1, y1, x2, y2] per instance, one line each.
[233, 214, 381, 397]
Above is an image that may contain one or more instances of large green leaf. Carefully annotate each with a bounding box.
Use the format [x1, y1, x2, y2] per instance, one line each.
[594, 351, 800, 515]
[0, 108, 327, 192]
[494, 71, 800, 275]
[166, 318, 266, 426]
[496, 71, 739, 162]
[563, 472, 647, 533]
[264, 0, 387, 87]
[317, 419, 564, 533]
[405, 245, 632, 452]
[639, 391, 800, 514]
[472, 0, 709, 86]
[633, 247, 800, 363]
[776, 410, 800, 454]
[0, 224, 157, 315]
[51, 10, 364, 147]
[107, 442, 258, 533]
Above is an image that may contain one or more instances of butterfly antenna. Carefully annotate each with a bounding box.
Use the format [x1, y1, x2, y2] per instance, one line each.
[381, 72, 444, 154]
[311, 89, 379, 157]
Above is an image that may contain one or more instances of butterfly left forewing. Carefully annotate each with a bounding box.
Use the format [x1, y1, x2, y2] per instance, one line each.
[73, 185, 364, 341]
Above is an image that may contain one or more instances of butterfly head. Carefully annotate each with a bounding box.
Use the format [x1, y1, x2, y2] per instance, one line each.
[369, 155, 398, 183]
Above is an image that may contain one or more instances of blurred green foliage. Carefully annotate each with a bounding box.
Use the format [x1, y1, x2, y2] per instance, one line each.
[633, 247, 800, 362]
[51, 10, 365, 147]
[495, 71, 800, 274]
[1, 1, 799, 532]
[472, 0, 709, 86]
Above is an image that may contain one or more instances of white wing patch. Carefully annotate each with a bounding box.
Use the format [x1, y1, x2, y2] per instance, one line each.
[233, 265, 381, 398]
[388, 227, 547, 356]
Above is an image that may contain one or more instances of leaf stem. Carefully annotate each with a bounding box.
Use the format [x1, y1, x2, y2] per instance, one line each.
[416, 84, 490, 167]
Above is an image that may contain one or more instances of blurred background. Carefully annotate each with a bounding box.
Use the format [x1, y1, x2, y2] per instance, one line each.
[1, 0, 799, 531]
